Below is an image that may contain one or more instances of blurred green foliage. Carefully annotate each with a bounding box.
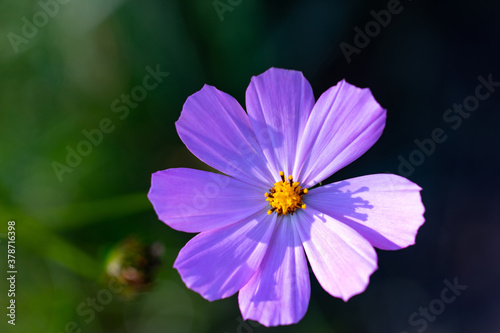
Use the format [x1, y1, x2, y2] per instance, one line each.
[0, 0, 241, 332]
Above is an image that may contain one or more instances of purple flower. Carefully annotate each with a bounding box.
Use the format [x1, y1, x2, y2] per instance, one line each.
[148, 68, 425, 326]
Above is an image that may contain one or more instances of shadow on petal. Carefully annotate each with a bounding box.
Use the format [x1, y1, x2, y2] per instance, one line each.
[305, 175, 425, 250]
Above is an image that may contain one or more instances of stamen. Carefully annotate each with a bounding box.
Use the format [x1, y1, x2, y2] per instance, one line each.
[265, 171, 308, 216]
[279, 171, 285, 182]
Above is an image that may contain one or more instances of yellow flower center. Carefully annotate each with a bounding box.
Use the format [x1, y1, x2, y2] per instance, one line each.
[265, 171, 308, 216]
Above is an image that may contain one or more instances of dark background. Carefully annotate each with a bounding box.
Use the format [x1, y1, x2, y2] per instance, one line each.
[0, 0, 499, 332]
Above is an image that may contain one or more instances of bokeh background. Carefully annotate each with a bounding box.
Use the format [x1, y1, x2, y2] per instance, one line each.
[1, 0, 499, 332]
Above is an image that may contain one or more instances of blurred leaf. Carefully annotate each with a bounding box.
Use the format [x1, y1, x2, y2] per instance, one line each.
[1, 208, 99, 280]
[35, 192, 150, 230]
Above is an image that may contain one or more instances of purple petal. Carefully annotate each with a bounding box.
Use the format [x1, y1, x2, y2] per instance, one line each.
[238, 215, 310, 327]
[305, 174, 425, 250]
[296, 208, 378, 301]
[174, 212, 276, 301]
[148, 168, 268, 233]
[176, 85, 274, 187]
[295, 80, 386, 187]
[246, 68, 315, 178]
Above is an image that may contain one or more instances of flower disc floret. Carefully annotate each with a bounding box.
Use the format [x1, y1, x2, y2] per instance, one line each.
[265, 171, 308, 216]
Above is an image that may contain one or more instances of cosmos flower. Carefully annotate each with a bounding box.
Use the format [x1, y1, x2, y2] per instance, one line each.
[148, 68, 425, 326]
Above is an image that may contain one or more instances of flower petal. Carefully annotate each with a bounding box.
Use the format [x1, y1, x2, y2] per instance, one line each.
[245, 68, 315, 178]
[295, 80, 386, 187]
[176, 85, 274, 187]
[174, 212, 276, 301]
[238, 215, 310, 327]
[296, 208, 378, 301]
[305, 174, 425, 250]
[148, 168, 268, 233]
